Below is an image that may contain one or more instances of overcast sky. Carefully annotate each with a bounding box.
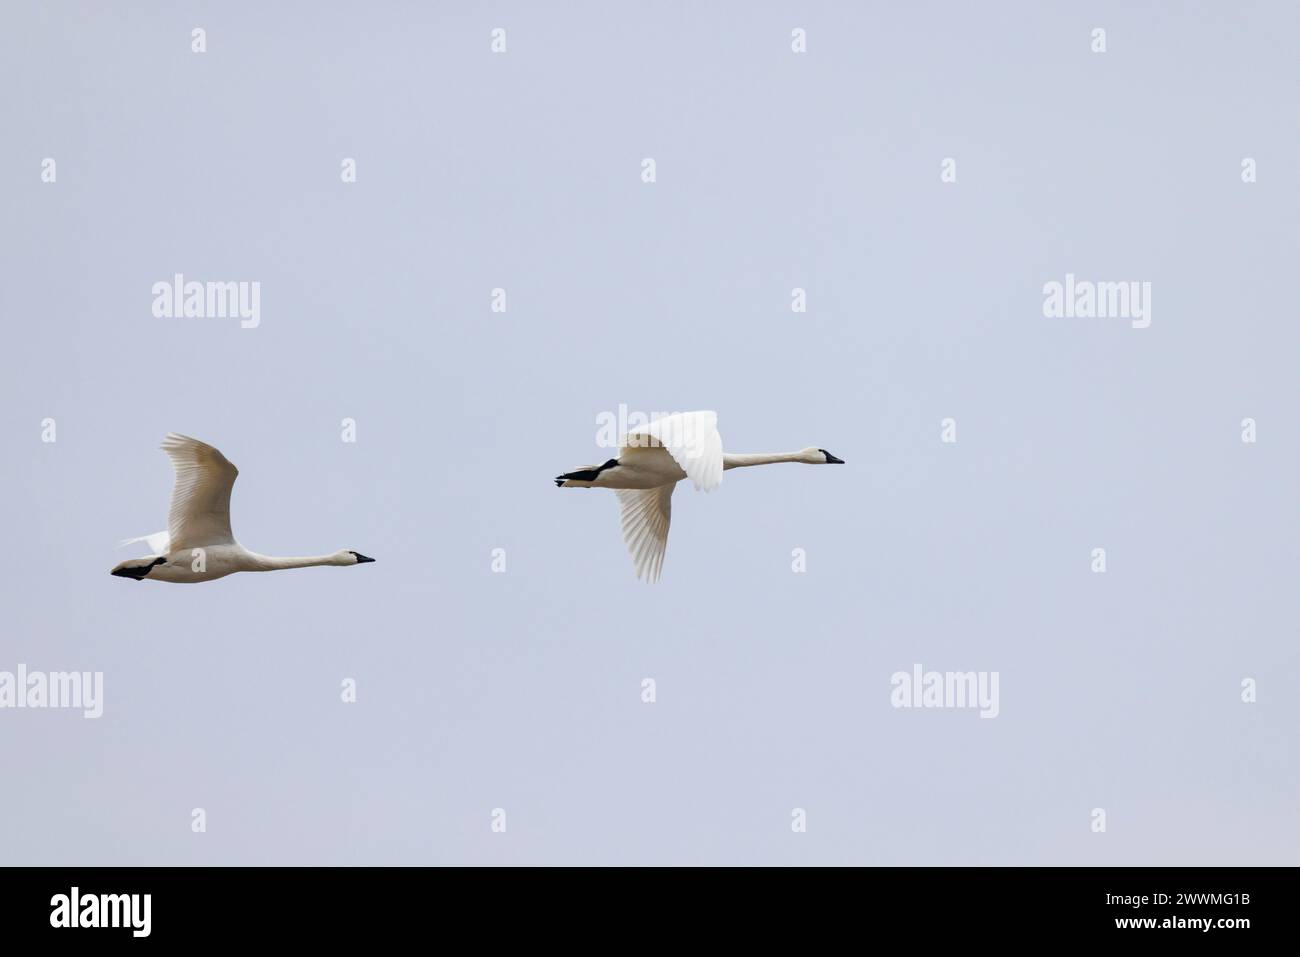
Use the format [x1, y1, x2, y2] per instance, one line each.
[1, 1, 1297, 865]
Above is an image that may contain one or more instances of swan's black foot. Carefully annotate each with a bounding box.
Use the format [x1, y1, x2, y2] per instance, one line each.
[555, 459, 620, 486]
[110, 557, 166, 580]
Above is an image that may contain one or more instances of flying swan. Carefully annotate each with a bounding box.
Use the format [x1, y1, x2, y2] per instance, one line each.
[555, 410, 843, 582]
[111, 433, 375, 583]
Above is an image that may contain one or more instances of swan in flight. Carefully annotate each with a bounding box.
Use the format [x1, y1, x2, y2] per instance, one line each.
[111, 433, 375, 583]
[555, 411, 843, 583]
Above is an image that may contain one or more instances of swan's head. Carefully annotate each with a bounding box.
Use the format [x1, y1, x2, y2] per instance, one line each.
[804, 448, 845, 464]
[343, 550, 376, 565]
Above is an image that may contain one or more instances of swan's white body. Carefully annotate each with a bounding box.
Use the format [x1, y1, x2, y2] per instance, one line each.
[112, 434, 374, 584]
[556, 411, 843, 583]
[119, 542, 367, 583]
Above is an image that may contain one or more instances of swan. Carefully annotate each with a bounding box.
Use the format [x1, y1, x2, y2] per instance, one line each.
[111, 433, 375, 583]
[555, 410, 843, 582]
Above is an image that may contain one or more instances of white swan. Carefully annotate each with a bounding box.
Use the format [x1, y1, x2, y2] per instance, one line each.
[556, 411, 843, 583]
[111, 434, 375, 583]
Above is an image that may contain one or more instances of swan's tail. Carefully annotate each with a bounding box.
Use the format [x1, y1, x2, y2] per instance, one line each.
[118, 531, 170, 554]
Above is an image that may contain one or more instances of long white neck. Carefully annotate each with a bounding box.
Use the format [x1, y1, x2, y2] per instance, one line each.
[246, 552, 344, 571]
[723, 451, 810, 470]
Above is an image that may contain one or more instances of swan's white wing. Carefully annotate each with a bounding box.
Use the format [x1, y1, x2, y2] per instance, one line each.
[615, 484, 675, 583]
[118, 531, 170, 555]
[160, 433, 238, 551]
[621, 410, 723, 492]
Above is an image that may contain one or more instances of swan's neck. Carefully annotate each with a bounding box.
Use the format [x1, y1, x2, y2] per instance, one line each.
[723, 451, 808, 470]
[248, 552, 344, 571]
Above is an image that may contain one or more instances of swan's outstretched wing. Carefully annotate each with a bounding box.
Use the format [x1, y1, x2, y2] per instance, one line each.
[621, 410, 723, 492]
[615, 484, 675, 583]
[118, 530, 171, 555]
[160, 433, 238, 551]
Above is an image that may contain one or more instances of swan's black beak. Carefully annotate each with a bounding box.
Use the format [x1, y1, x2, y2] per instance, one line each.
[350, 552, 376, 564]
[820, 450, 845, 464]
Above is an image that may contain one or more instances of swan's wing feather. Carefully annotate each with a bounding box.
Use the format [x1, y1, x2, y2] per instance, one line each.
[614, 484, 674, 583]
[118, 530, 171, 555]
[621, 410, 723, 492]
[160, 433, 238, 551]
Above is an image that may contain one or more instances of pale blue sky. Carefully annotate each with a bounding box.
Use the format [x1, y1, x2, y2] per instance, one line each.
[1, 1, 1297, 864]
